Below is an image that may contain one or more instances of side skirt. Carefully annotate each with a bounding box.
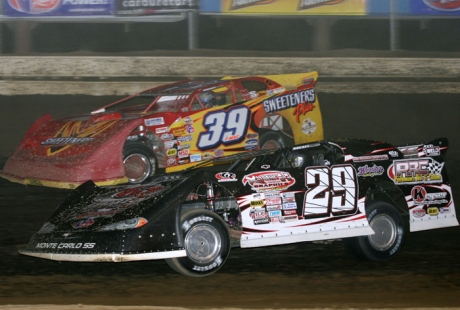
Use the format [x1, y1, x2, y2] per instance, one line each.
[19, 249, 187, 262]
[240, 226, 374, 248]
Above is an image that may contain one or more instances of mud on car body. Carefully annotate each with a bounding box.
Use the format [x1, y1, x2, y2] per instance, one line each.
[21, 137, 458, 276]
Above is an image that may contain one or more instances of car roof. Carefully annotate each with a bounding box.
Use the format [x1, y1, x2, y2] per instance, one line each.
[140, 79, 232, 96]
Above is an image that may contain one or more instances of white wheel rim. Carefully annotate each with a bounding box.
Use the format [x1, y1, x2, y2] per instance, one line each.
[368, 214, 397, 251]
[184, 224, 222, 264]
[123, 153, 151, 183]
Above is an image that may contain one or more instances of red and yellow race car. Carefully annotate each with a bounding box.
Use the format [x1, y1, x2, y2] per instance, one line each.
[0, 72, 324, 189]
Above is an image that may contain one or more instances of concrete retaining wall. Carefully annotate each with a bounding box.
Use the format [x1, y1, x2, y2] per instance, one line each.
[1, 57, 460, 95]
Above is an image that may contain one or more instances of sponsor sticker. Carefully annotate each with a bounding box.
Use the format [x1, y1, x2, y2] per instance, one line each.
[388, 158, 444, 184]
[214, 149, 224, 157]
[42, 137, 94, 145]
[266, 197, 282, 205]
[166, 148, 177, 157]
[190, 154, 202, 162]
[250, 206, 265, 213]
[263, 89, 315, 114]
[167, 157, 177, 166]
[216, 172, 237, 182]
[178, 149, 190, 158]
[283, 202, 297, 210]
[177, 135, 193, 143]
[242, 171, 296, 192]
[283, 209, 297, 216]
[264, 192, 281, 198]
[423, 144, 441, 156]
[173, 128, 187, 136]
[245, 139, 258, 150]
[397, 145, 420, 157]
[357, 164, 385, 177]
[427, 207, 439, 216]
[185, 124, 195, 134]
[353, 154, 389, 162]
[251, 211, 268, 220]
[250, 200, 265, 207]
[145, 117, 164, 126]
[164, 140, 176, 149]
[302, 118, 317, 134]
[254, 218, 270, 225]
[266, 205, 282, 211]
[412, 208, 427, 218]
[411, 186, 448, 205]
[155, 127, 168, 134]
[268, 210, 282, 217]
[161, 133, 174, 140]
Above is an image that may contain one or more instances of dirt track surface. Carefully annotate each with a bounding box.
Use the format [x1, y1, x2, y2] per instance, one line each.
[1, 169, 460, 309]
[0, 93, 459, 309]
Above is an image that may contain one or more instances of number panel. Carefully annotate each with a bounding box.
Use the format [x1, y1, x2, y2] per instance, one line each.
[197, 106, 250, 150]
[304, 167, 330, 218]
[303, 165, 358, 219]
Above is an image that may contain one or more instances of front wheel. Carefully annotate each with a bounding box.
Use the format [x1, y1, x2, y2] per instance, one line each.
[123, 143, 157, 184]
[165, 209, 231, 277]
[343, 202, 404, 262]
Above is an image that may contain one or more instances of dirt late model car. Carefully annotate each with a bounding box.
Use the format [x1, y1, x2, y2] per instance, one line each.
[20, 137, 458, 277]
[0, 72, 323, 189]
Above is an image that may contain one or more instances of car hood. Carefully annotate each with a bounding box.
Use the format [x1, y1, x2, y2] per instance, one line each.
[46, 175, 188, 232]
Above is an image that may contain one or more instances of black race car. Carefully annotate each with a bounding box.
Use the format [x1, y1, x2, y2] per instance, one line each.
[20, 138, 458, 277]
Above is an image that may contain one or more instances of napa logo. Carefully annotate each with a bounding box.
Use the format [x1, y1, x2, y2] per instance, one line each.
[8, 0, 60, 14]
[43, 120, 117, 156]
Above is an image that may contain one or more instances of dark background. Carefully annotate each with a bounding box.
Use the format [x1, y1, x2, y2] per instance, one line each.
[1, 16, 460, 54]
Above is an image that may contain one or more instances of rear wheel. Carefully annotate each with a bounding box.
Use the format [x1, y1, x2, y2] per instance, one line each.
[343, 202, 404, 262]
[259, 132, 292, 149]
[123, 143, 157, 184]
[166, 209, 230, 277]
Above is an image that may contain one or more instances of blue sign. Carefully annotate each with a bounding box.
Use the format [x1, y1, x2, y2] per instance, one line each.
[3, 0, 112, 16]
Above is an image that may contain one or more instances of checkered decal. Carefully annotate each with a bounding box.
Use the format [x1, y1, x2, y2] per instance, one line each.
[429, 161, 444, 175]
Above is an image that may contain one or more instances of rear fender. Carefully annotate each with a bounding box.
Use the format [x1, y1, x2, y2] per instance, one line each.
[16, 114, 53, 150]
[365, 181, 408, 216]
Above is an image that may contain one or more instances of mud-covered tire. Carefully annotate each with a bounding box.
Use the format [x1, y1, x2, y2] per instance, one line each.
[123, 143, 157, 184]
[343, 202, 404, 262]
[166, 209, 230, 277]
[259, 132, 292, 150]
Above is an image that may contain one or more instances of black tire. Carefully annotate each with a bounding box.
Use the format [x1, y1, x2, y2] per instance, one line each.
[343, 202, 404, 262]
[259, 132, 292, 150]
[165, 209, 231, 277]
[123, 143, 157, 184]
